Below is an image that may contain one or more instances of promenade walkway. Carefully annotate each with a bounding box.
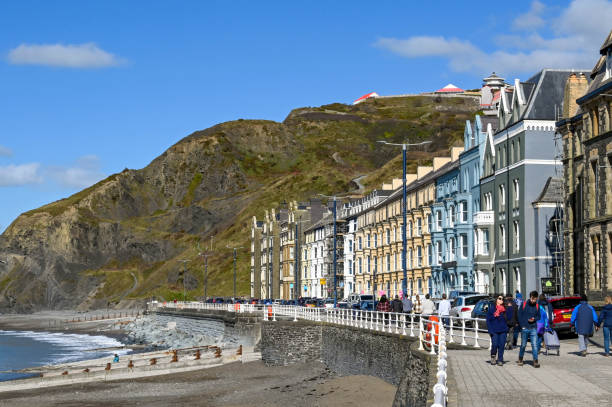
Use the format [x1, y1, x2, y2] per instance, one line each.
[448, 330, 612, 406]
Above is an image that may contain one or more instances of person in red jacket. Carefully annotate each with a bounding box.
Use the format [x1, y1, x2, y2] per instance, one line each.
[376, 295, 391, 312]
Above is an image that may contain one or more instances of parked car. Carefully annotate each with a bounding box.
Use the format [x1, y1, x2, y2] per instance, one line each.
[304, 299, 317, 308]
[347, 293, 374, 309]
[449, 290, 479, 300]
[323, 299, 335, 309]
[548, 296, 582, 333]
[450, 294, 489, 320]
[470, 297, 495, 328]
[337, 301, 349, 309]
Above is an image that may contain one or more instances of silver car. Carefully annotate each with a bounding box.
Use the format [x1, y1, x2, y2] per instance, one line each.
[450, 294, 489, 320]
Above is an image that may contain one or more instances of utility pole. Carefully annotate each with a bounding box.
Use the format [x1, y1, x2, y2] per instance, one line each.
[178, 259, 190, 301]
[227, 245, 243, 299]
[377, 140, 431, 298]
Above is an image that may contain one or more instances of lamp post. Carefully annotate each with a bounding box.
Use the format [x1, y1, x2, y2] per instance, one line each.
[376, 140, 431, 299]
[197, 241, 213, 300]
[178, 259, 190, 301]
[226, 245, 243, 299]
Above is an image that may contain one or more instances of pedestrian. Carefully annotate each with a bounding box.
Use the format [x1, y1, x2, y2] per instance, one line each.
[391, 295, 403, 313]
[517, 290, 541, 368]
[571, 294, 599, 357]
[413, 294, 422, 314]
[113, 354, 119, 363]
[402, 294, 413, 314]
[421, 293, 435, 316]
[512, 292, 523, 346]
[536, 294, 551, 354]
[504, 295, 518, 350]
[376, 295, 391, 312]
[438, 293, 452, 328]
[597, 295, 612, 357]
[487, 294, 509, 366]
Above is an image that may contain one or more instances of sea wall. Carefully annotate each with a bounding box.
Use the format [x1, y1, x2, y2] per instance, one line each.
[140, 309, 262, 348]
[260, 320, 436, 407]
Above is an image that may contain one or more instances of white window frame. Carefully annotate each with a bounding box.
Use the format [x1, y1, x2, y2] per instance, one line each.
[514, 220, 520, 252]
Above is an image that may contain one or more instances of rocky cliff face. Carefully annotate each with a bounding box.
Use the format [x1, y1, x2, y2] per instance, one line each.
[0, 96, 479, 312]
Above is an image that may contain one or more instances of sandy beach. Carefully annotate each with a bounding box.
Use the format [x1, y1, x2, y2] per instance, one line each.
[0, 312, 397, 406]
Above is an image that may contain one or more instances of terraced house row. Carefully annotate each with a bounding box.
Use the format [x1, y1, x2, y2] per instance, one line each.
[251, 46, 612, 299]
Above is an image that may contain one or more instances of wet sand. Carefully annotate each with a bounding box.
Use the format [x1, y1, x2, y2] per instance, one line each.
[0, 360, 397, 407]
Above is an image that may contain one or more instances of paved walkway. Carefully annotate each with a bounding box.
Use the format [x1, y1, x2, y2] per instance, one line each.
[448, 330, 612, 406]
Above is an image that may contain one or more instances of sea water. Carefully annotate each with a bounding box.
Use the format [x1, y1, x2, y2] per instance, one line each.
[0, 330, 130, 381]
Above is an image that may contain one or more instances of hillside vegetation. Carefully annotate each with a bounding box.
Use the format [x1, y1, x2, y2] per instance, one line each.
[0, 95, 479, 311]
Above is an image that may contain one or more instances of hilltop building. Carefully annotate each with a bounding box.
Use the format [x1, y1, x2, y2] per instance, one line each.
[557, 29, 612, 300]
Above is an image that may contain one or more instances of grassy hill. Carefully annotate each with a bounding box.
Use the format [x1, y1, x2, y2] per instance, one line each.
[0, 95, 479, 311]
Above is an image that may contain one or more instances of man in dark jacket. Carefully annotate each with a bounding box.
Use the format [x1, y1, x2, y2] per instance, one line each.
[504, 296, 518, 350]
[597, 296, 612, 356]
[571, 294, 599, 356]
[517, 290, 541, 368]
[391, 295, 403, 313]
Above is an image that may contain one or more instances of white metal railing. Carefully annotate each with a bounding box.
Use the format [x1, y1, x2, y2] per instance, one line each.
[431, 326, 448, 407]
[148, 302, 491, 350]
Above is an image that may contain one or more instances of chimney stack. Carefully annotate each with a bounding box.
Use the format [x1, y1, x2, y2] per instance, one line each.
[563, 73, 588, 118]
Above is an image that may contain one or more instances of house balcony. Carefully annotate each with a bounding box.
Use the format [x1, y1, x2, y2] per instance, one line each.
[473, 211, 494, 226]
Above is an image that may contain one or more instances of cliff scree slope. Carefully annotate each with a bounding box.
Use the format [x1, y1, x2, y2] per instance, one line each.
[0, 96, 479, 311]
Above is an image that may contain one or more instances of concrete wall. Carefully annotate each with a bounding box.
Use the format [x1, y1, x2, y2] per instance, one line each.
[260, 320, 436, 407]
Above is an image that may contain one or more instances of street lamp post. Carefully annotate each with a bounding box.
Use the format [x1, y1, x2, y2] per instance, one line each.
[376, 140, 431, 299]
[197, 242, 212, 300]
[227, 245, 243, 299]
[178, 259, 190, 301]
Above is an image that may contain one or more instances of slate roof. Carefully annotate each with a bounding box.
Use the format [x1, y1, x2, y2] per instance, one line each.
[500, 69, 589, 131]
[600, 29, 612, 54]
[480, 115, 499, 134]
[533, 177, 563, 204]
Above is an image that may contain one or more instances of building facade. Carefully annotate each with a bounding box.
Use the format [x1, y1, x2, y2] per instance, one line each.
[558, 29, 612, 300]
[481, 69, 587, 295]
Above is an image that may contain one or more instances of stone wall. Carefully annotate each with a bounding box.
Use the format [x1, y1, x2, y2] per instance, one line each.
[260, 320, 321, 365]
[260, 320, 436, 407]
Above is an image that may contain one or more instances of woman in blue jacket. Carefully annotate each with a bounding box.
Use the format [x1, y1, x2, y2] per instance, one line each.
[487, 295, 509, 366]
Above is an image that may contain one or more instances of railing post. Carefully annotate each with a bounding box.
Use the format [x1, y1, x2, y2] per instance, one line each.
[272, 306, 277, 322]
[448, 316, 455, 343]
[430, 321, 436, 355]
[402, 313, 407, 336]
[410, 313, 415, 337]
[473, 319, 480, 348]
[461, 318, 467, 346]
[293, 306, 298, 322]
[395, 313, 399, 334]
[417, 317, 424, 350]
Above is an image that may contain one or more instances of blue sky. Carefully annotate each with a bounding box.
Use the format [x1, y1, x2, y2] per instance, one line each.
[1, 0, 611, 231]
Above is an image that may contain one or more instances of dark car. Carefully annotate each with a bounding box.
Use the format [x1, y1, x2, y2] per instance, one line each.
[548, 296, 582, 333]
[470, 297, 494, 328]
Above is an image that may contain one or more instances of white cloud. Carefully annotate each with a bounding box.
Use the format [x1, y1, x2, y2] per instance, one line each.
[0, 163, 42, 186]
[513, 0, 546, 31]
[375, 0, 612, 76]
[0, 145, 12, 157]
[49, 155, 105, 189]
[8, 43, 124, 68]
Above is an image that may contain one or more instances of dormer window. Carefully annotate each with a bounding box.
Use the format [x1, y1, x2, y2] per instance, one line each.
[607, 49, 612, 79]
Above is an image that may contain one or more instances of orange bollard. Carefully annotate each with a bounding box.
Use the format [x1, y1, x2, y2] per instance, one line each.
[237, 345, 242, 356]
[267, 306, 272, 319]
[171, 350, 178, 363]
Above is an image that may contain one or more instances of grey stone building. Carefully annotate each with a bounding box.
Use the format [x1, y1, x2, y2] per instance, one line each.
[481, 68, 588, 295]
[557, 29, 612, 300]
